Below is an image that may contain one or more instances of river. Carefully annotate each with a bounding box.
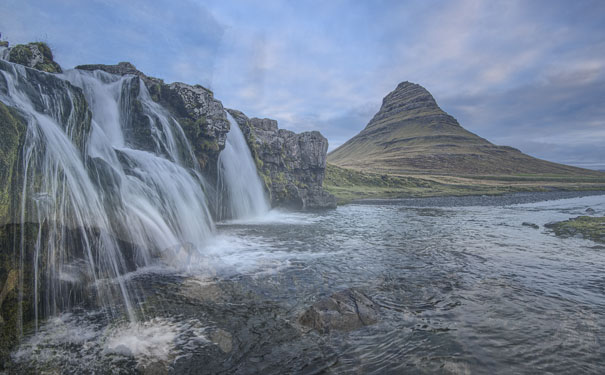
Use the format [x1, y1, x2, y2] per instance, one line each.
[8, 191, 605, 374]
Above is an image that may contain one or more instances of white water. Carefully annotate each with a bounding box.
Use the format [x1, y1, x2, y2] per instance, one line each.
[217, 112, 270, 220]
[0, 60, 220, 327]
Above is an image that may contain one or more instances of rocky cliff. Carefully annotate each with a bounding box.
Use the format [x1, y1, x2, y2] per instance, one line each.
[74, 62, 335, 208]
[329, 81, 600, 176]
[0, 42, 337, 218]
[227, 110, 336, 209]
[75, 62, 231, 180]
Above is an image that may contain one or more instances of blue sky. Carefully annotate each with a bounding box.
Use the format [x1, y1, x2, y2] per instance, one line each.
[2, 0, 604, 169]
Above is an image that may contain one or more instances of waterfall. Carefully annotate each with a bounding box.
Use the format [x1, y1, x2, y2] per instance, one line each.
[0, 60, 215, 328]
[217, 112, 270, 220]
[0, 46, 9, 60]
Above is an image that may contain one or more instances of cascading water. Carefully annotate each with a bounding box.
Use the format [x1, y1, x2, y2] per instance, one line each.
[0, 59, 215, 329]
[0, 46, 9, 60]
[217, 112, 270, 220]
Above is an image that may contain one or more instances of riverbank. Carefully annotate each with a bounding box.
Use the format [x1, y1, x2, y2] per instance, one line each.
[324, 163, 605, 204]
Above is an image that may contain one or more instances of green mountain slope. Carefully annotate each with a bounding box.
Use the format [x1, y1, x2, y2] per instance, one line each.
[328, 82, 600, 176]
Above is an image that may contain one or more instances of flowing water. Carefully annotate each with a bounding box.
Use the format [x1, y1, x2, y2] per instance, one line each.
[7, 191, 605, 374]
[0, 47, 8, 61]
[0, 61, 215, 328]
[217, 112, 270, 220]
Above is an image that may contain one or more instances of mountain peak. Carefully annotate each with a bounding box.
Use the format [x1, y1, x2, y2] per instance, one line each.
[328, 81, 595, 176]
[367, 81, 452, 130]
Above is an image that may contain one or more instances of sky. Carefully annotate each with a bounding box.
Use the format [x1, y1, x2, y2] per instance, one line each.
[2, 0, 604, 169]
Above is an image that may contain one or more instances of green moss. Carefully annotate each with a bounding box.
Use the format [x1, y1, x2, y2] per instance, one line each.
[545, 216, 605, 243]
[8, 42, 62, 73]
[7, 44, 33, 66]
[0, 102, 26, 225]
[274, 172, 287, 185]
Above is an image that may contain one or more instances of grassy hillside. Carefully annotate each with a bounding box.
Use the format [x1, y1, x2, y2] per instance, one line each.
[324, 163, 605, 204]
[328, 81, 602, 177]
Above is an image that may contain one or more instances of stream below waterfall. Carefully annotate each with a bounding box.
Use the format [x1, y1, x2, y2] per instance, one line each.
[7, 190, 605, 374]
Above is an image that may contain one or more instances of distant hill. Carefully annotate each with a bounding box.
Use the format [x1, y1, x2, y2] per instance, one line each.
[328, 82, 601, 176]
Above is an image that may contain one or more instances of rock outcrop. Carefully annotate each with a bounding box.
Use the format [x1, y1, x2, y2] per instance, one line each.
[227, 109, 336, 209]
[299, 288, 380, 333]
[74, 63, 335, 209]
[76, 62, 230, 179]
[7, 42, 62, 73]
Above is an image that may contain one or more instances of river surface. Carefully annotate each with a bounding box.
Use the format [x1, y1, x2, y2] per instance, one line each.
[8, 191, 605, 374]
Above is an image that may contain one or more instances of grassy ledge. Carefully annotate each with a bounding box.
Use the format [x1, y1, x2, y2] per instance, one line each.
[323, 163, 605, 204]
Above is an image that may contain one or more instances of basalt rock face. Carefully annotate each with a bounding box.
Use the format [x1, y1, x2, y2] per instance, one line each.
[76, 62, 230, 179]
[329, 81, 600, 176]
[228, 109, 336, 209]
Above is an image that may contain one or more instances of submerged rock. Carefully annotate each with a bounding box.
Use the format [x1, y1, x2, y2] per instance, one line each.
[299, 288, 380, 333]
[522, 222, 539, 229]
[227, 109, 336, 209]
[209, 328, 233, 353]
[586, 208, 596, 214]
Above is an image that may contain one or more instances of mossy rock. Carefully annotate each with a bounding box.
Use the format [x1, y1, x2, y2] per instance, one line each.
[0, 102, 27, 226]
[545, 216, 605, 243]
[8, 42, 62, 73]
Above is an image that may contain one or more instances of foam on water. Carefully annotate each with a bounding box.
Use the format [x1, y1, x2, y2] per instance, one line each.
[219, 208, 321, 225]
[13, 312, 209, 371]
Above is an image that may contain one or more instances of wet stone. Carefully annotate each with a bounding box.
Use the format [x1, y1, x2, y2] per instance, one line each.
[209, 328, 233, 353]
[299, 288, 380, 333]
[522, 222, 539, 229]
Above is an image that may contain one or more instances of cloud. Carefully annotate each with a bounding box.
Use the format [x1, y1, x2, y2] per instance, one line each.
[1, 0, 604, 169]
[440, 65, 605, 169]
[0, 0, 225, 85]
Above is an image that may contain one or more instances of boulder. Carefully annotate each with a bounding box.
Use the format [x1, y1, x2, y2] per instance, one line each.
[8, 42, 62, 73]
[299, 288, 379, 333]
